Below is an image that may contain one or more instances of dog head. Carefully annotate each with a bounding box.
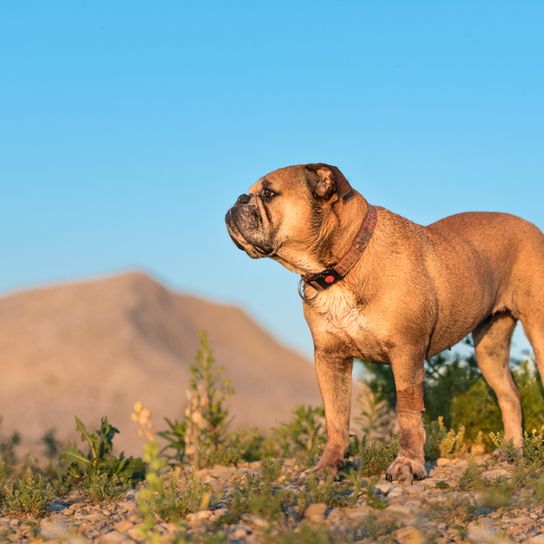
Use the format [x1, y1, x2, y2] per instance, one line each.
[225, 163, 358, 274]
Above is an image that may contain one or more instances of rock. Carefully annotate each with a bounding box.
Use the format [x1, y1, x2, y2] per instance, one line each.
[127, 525, 145, 541]
[241, 515, 269, 529]
[436, 458, 450, 467]
[394, 526, 424, 544]
[39, 517, 70, 540]
[466, 519, 503, 544]
[229, 525, 251, 539]
[113, 520, 134, 532]
[186, 510, 213, 525]
[84, 512, 105, 523]
[304, 503, 328, 523]
[481, 468, 511, 480]
[345, 505, 372, 521]
[97, 531, 132, 544]
[387, 486, 406, 499]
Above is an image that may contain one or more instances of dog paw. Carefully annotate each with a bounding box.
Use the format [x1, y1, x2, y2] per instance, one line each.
[385, 455, 427, 484]
[302, 451, 343, 478]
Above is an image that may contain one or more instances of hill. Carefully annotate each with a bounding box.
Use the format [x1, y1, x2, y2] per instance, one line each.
[0, 272, 320, 454]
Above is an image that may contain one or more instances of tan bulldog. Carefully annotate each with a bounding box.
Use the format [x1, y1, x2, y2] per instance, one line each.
[225, 163, 544, 482]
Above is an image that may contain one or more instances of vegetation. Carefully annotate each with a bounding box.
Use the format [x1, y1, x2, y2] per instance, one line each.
[0, 333, 543, 544]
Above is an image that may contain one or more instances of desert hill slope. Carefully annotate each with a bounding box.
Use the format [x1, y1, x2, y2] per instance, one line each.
[0, 272, 320, 454]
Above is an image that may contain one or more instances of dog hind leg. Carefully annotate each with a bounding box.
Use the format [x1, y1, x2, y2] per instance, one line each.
[473, 311, 522, 447]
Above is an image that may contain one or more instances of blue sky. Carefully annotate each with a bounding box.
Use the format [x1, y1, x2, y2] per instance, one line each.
[1, 1, 542, 358]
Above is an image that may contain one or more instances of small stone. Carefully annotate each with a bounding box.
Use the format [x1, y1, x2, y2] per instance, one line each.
[84, 512, 105, 523]
[113, 520, 134, 532]
[304, 503, 327, 523]
[345, 505, 372, 521]
[186, 510, 213, 525]
[467, 519, 498, 543]
[481, 468, 511, 480]
[229, 525, 251, 539]
[127, 525, 145, 541]
[241, 515, 269, 529]
[394, 526, 424, 544]
[326, 507, 347, 525]
[436, 458, 450, 466]
[40, 518, 70, 540]
[97, 531, 131, 544]
[387, 486, 406, 499]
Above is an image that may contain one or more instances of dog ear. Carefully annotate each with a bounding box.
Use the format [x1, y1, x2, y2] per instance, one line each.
[304, 163, 337, 200]
[305, 163, 354, 202]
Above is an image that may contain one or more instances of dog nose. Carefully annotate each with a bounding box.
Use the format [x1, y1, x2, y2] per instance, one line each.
[236, 194, 251, 205]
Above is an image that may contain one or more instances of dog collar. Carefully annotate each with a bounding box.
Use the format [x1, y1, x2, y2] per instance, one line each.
[298, 204, 379, 301]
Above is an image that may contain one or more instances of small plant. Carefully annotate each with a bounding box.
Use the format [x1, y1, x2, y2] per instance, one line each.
[353, 384, 395, 442]
[158, 417, 187, 462]
[219, 458, 286, 524]
[184, 333, 234, 469]
[425, 417, 448, 460]
[272, 405, 326, 467]
[0, 418, 21, 469]
[489, 432, 520, 463]
[348, 435, 398, 476]
[457, 461, 484, 491]
[60, 416, 145, 500]
[134, 402, 210, 541]
[41, 429, 61, 461]
[1, 468, 54, 517]
[522, 428, 544, 466]
[439, 425, 466, 458]
[342, 469, 387, 509]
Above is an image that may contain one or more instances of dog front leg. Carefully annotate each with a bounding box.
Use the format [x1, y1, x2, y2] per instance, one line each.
[311, 351, 353, 472]
[386, 355, 427, 483]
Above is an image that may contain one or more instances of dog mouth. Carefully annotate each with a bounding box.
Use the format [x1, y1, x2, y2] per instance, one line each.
[225, 208, 273, 258]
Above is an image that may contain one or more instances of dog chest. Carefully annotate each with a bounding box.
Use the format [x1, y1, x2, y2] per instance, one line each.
[311, 288, 364, 335]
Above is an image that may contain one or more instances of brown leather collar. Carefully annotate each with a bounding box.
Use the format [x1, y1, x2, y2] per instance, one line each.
[299, 204, 378, 300]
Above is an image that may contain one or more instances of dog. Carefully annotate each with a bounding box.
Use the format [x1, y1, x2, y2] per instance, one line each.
[225, 163, 544, 482]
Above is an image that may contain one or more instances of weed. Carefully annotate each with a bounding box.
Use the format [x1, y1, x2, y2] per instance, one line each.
[1, 468, 54, 517]
[272, 405, 325, 468]
[342, 469, 387, 509]
[62, 416, 145, 482]
[457, 461, 484, 491]
[348, 435, 398, 476]
[183, 333, 234, 469]
[489, 432, 520, 463]
[158, 417, 187, 462]
[522, 428, 544, 465]
[264, 523, 340, 544]
[0, 418, 20, 469]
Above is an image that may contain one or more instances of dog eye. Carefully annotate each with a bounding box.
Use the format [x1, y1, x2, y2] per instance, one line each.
[261, 188, 276, 202]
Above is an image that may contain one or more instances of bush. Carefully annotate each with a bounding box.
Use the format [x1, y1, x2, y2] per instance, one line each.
[270, 405, 326, 467]
[1, 468, 54, 517]
[60, 416, 145, 500]
[359, 349, 544, 455]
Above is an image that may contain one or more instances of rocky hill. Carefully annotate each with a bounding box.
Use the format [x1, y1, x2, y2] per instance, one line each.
[0, 272, 320, 454]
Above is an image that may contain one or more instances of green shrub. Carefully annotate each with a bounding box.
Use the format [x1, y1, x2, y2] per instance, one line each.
[179, 333, 234, 469]
[60, 416, 145, 500]
[1, 468, 54, 517]
[271, 405, 326, 467]
[0, 418, 21, 469]
[347, 435, 398, 476]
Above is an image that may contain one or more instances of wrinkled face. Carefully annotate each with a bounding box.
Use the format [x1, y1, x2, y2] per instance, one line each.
[225, 163, 351, 273]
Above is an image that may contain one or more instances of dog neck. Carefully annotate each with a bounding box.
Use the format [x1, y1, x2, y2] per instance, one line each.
[272, 193, 371, 277]
[314, 193, 371, 270]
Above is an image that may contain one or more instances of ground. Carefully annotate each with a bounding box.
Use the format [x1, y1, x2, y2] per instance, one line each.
[1, 455, 543, 544]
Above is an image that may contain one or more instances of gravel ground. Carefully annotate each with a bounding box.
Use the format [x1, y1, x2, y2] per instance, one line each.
[1, 456, 543, 543]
